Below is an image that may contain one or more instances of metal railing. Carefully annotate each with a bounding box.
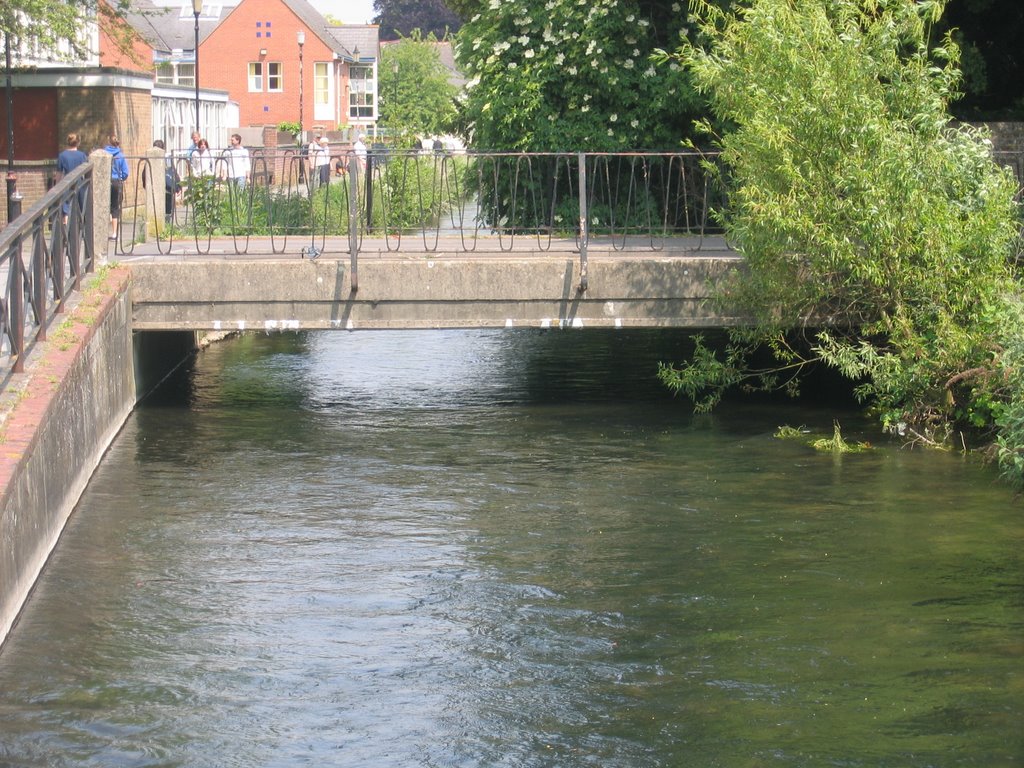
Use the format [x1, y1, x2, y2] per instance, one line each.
[115, 150, 728, 290]
[0, 162, 95, 377]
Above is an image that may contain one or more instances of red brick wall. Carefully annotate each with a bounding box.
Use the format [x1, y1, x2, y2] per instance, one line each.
[1, 82, 152, 226]
[201, 0, 334, 129]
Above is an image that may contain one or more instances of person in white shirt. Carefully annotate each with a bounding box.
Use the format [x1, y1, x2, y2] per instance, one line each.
[353, 135, 367, 173]
[315, 137, 331, 187]
[308, 135, 327, 189]
[222, 133, 251, 188]
[190, 138, 214, 177]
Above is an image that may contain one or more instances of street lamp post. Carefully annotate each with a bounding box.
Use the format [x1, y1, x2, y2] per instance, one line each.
[4, 28, 22, 223]
[297, 30, 304, 142]
[297, 30, 305, 183]
[391, 59, 398, 136]
[192, 0, 202, 135]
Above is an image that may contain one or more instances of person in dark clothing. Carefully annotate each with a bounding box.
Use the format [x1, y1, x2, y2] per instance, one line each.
[104, 135, 130, 241]
[56, 133, 88, 222]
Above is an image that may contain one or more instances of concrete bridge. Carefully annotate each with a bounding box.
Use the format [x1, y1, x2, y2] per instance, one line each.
[123, 237, 741, 332]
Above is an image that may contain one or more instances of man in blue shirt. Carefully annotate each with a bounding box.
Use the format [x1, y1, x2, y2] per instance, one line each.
[104, 135, 130, 242]
[56, 133, 88, 223]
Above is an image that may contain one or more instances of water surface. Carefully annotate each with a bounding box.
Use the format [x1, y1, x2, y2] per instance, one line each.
[0, 329, 1020, 767]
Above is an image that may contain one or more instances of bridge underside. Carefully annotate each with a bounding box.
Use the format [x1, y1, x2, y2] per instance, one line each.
[128, 254, 742, 331]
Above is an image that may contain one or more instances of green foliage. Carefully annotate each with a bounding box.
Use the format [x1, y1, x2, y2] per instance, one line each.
[455, 0, 718, 151]
[379, 33, 460, 141]
[994, 296, 1024, 491]
[663, 0, 1022, 448]
[277, 121, 302, 138]
[810, 422, 871, 453]
[5, 0, 146, 64]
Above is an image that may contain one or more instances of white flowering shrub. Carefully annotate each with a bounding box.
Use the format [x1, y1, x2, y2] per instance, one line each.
[455, 0, 706, 150]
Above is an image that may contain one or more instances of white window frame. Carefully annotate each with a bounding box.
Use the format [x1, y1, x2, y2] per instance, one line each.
[267, 62, 283, 92]
[348, 64, 376, 120]
[313, 61, 333, 121]
[248, 62, 263, 92]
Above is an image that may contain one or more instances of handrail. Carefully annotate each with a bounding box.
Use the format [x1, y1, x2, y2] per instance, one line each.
[0, 162, 95, 377]
[96, 150, 728, 297]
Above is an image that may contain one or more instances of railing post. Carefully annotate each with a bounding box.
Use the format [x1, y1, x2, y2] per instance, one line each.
[32, 221, 46, 340]
[577, 151, 588, 293]
[348, 155, 359, 292]
[9, 241, 24, 373]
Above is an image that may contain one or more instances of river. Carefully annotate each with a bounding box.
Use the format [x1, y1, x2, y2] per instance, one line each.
[0, 329, 1020, 767]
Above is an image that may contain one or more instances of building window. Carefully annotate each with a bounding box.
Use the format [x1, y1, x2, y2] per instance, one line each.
[314, 62, 329, 107]
[348, 64, 375, 119]
[267, 62, 282, 91]
[179, 3, 222, 19]
[156, 62, 174, 85]
[156, 61, 195, 87]
[349, 91, 374, 118]
[248, 62, 263, 92]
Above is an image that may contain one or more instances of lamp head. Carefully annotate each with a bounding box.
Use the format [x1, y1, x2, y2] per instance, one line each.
[297, 30, 305, 45]
[192, 0, 203, 15]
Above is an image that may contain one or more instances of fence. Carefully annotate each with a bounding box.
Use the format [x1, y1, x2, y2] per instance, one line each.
[0, 163, 95, 377]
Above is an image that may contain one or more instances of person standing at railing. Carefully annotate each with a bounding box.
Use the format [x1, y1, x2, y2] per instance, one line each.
[104, 135, 129, 241]
[315, 137, 331, 188]
[190, 138, 214, 177]
[308, 135, 329, 190]
[56, 133, 88, 224]
[222, 134, 251, 188]
[353, 134, 367, 173]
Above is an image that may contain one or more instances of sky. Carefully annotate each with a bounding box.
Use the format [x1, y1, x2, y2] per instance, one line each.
[308, 0, 377, 25]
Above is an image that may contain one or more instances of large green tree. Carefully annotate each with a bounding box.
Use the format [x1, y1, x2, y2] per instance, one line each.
[659, 0, 1021, 448]
[454, 0, 717, 151]
[379, 34, 459, 141]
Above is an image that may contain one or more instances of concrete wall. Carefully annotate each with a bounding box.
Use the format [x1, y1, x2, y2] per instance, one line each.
[129, 255, 744, 331]
[0, 268, 136, 648]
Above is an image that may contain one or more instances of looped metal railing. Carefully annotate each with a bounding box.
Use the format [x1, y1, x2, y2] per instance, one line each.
[0, 162, 95, 376]
[112, 149, 725, 249]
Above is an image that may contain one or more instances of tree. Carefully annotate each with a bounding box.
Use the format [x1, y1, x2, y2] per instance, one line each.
[658, 0, 1021, 448]
[373, 0, 462, 42]
[2, 0, 135, 62]
[379, 33, 459, 141]
[454, 0, 721, 151]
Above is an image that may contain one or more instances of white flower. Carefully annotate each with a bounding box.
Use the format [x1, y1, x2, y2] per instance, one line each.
[607, 128, 614, 136]
[630, 119, 639, 128]
[524, 48, 535, 58]
[473, 39, 482, 50]
[633, 48, 640, 56]
[643, 66, 656, 78]
[672, 2, 681, 10]
[581, 105, 590, 112]
[623, 59, 635, 69]
[626, 14, 635, 21]
[509, 61, 518, 69]
[638, 19, 649, 26]
[554, 53, 565, 65]
[591, 59, 599, 67]
[610, 113, 618, 121]
[583, 93, 591, 101]
[568, 66, 577, 75]
[518, 35, 530, 45]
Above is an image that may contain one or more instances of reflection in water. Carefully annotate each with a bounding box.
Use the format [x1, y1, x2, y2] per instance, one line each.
[0, 330, 1020, 767]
